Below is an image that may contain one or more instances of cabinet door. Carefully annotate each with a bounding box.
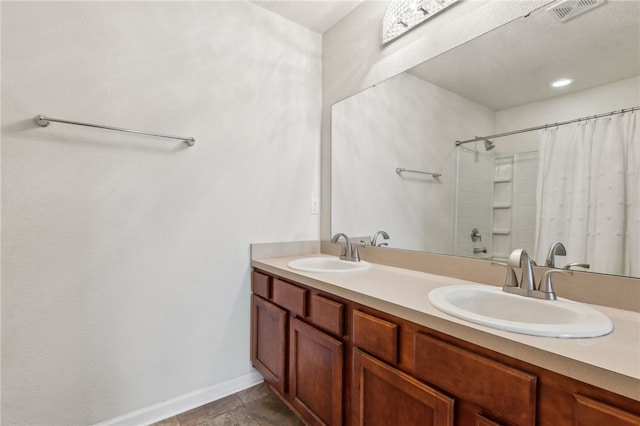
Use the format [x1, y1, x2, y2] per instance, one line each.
[574, 395, 640, 426]
[353, 349, 454, 426]
[290, 316, 343, 426]
[251, 294, 287, 394]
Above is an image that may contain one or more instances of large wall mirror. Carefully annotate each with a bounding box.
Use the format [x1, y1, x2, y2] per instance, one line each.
[332, 1, 640, 278]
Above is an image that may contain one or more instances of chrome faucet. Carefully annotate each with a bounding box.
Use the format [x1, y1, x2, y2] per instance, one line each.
[498, 248, 564, 300]
[371, 231, 390, 247]
[496, 248, 576, 300]
[331, 233, 360, 262]
[545, 242, 567, 268]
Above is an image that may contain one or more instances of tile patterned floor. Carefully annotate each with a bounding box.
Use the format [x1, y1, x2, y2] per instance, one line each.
[152, 383, 305, 426]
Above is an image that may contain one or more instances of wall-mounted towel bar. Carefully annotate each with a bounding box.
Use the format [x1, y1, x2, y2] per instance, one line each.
[34, 115, 195, 146]
[395, 167, 441, 179]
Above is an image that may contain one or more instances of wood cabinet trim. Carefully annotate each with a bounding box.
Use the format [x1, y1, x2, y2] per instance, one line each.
[475, 414, 505, 426]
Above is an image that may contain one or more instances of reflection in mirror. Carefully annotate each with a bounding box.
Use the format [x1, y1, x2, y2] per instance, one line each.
[331, 1, 640, 278]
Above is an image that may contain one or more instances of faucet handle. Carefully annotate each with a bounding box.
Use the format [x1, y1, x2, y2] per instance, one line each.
[507, 249, 524, 268]
[562, 263, 590, 270]
[491, 261, 519, 288]
[538, 269, 573, 300]
[351, 242, 368, 262]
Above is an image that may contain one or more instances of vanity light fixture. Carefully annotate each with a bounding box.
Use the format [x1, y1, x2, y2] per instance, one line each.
[382, 0, 459, 44]
[551, 78, 574, 88]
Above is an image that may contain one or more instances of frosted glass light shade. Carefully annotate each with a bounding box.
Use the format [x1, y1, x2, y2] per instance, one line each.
[382, 0, 459, 44]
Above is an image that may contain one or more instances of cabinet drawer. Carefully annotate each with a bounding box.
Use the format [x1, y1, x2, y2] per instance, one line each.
[311, 294, 344, 336]
[273, 278, 307, 317]
[252, 271, 271, 299]
[414, 333, 536, 426]
[353, 310, 398, 365]
[574, 394, 640, 425]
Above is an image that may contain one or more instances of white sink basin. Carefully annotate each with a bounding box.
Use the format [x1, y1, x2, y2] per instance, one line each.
[429, 284, 613, 338]
[288, 257, 371, 273]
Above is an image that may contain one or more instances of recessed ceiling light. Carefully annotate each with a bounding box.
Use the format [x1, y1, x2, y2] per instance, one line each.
[551, 78, 574, 88]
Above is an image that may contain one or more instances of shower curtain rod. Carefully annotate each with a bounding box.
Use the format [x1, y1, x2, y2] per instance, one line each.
[455, 106, 640, 147]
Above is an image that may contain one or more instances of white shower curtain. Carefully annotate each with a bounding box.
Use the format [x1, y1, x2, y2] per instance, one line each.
[535, 112, 639, 276]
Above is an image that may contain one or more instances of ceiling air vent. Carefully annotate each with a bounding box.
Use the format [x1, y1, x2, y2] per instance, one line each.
[547, 0, 606, 22]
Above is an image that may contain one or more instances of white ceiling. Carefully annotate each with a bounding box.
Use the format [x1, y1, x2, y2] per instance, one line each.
[408, 0, 640, 111]
[251, 1, 365, 34]
[252, 1, 639, 111]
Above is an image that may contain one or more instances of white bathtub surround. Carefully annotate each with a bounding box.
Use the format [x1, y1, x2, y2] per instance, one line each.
[1, 2, 320, 424]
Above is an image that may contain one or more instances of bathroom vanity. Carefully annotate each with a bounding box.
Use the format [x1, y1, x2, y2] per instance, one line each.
[250, 254, 640, 426]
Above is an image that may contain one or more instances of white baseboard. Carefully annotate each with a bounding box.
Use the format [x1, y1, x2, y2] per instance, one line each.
[94, 370, 264, 426]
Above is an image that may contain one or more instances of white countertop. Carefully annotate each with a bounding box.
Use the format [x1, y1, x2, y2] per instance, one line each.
[252, 254, 640, 401]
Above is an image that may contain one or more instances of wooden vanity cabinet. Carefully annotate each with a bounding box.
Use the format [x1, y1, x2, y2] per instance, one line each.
[251, 269, 640, 426]
[351, 308, 531, 426]
[351, 309, 456, 424]
[251, 271, 345, 426]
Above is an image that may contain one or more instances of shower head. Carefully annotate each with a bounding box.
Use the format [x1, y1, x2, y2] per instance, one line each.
[484, 139, 495, 151]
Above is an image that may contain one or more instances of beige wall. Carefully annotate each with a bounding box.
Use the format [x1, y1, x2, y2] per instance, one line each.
[1, 2, 321, 424]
